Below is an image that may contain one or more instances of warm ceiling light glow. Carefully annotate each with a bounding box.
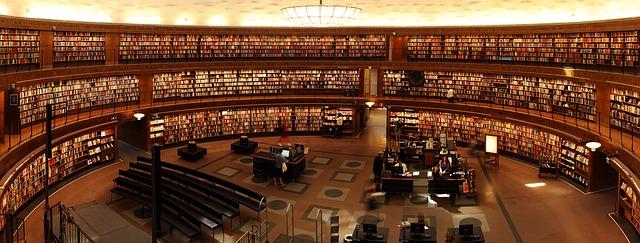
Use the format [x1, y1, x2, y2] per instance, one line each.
[26, 4, 110, 22]
[175, 17, 193, 25]
[525, 182, 547, 188]
[133, 113, 145, 120]
[0, 6, 8, 15]
[207, 15, 228, 26]
[585, 141, 602, 151]
[126, 15, 162, 25]
[365, 101, 375, 108]
[281, 0, 362, 26]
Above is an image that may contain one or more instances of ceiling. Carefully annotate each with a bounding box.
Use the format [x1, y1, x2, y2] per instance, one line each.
[1, 0, 639, 26]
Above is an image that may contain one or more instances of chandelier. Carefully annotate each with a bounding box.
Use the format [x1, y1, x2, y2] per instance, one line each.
[281, 0, 362, 26]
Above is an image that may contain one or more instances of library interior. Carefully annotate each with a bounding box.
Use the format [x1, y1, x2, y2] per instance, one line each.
[0, 1, 640, 243]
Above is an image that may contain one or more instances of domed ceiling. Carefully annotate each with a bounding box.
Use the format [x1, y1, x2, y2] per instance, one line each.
[1, 0, 639, 26]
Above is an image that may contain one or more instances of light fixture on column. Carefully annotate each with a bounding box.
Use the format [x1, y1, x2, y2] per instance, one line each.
[281, 0, 362, 26]
[365, 101, 375, 108]
[563, 66, 575, 77]
[133, 113, 145, 120]
[585, 141, 602, 151]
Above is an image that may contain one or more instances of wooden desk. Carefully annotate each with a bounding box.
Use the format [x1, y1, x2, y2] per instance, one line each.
[352, 226, 389, 243]
[399, 227, 437, 243]
[252, 151, 306, 181]
[380, 172, 428, 193]
[447, 227, 484, 243]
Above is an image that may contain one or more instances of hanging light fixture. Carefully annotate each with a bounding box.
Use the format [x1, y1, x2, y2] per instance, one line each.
[365, 101, 375, 108]
[133, 113, 145, 120]
[281, 0, 362, 26]
[585, 141, 602, 151]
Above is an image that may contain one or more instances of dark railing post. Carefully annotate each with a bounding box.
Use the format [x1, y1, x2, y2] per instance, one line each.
[44, 104, 53, 243]
[151, 145, 162, 243]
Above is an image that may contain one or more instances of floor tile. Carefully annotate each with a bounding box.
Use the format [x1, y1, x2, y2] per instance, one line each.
[302, 204, 339, 223]
[452, 213, 490, 232]
[216, 166, 241, 177]
[241, 175, 271, 187]
[311, 157, 332, 165]
[340, 160, 365, 170]
[300, 168, 324, 179]
[317, 186, 351, 201]
[330, 171, 357, 182]
[281, 182, 311, 194]
[266, 196, 296, 215]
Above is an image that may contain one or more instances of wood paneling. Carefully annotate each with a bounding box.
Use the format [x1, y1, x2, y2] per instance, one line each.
[39, 31, 53, 69]
[105, 33, 119, 65]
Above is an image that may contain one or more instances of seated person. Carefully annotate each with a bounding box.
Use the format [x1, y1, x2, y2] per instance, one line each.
[394, 160, 408, 174]
[431, 165, 442, 179]
[439, 158, 451, 176]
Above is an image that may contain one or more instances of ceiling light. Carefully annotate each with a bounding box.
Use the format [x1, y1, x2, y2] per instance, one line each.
[281, 0, 362, 26]
[365, 101, 375, 108]
[585, 141, 602, 151]
[133, 113, 145, 120]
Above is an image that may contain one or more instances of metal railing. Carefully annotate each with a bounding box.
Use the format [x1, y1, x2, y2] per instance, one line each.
[46, 202, 95, 243]
[285, 203, 295, 242]
[315, 209, 323, 243]
[0, 214, 25, 243]
[235, 225, 258, 243]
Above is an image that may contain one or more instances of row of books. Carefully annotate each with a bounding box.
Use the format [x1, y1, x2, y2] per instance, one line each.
[620, 179, 640, 233]
[153, 106, 353, 144]
[389, 110, 563, 163]
[153, 69, 360, 99]
[383, 70, 596, 120]
[53, 32, 105, 62]
[407, 31, 640, 67]
[0, 128, 116, 220]
[0, 28, 39, 66]
[19, 75, 140, 125]
[610, 88, 640, 132]
[119, 33, 386, 60]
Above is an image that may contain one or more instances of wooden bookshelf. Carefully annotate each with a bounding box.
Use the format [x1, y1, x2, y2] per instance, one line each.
[321, 106, 355, 136]
[0, 28, 39, 67]
[559, 140, 590, 189]
[53, 31, 105, 64]
[383, 70, 597, 120]
[119, 33, 202, 62]
[19, 75, 139, 126]
[152, 69, 360, 100]
[156, 106, 328, 145]
[387, 108, 614, 192]
[610, 87, 640, 133]
[0, 126, 117, 218]
[200, 35, 387, 59]
[388, 109, 562, 164]
[407, 31, 640, 68]
[619, 178, 640, 233]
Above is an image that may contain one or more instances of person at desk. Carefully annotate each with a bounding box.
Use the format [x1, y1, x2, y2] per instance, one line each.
[273, 152, 286, 187]
[438, 158, 451, 176]
[393, 160, 408, 175]
[373, 151, 384, 183]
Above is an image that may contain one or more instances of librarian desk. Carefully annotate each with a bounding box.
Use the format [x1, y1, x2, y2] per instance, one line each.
[380, 171, 428, 193]
[399, 227, 437, 243]
[351, 226, 389, 243]
[446, 227, 484, 243]
[252, 151, 306, 181]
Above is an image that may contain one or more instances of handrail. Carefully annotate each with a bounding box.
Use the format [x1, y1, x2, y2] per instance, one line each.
[316, 209, 323, 243]
[235, 224, 259, 243]
[285, 203, 295, 242]
[257, 196, 268, 243]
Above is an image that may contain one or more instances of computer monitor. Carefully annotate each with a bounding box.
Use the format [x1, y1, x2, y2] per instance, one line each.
[362, 223, 377, 235]
[459, 224, 473, 236]
[281, 149, 290, 158]
[410, 223, 425, 234]
[391, 166, 404, 175]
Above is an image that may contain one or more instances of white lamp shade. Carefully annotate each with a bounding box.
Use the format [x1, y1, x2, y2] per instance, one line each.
[133, 113, 145, 120]
[485, 135, 498, 154]
[585, 141, 601, 151]
[365, 101, 375, 107]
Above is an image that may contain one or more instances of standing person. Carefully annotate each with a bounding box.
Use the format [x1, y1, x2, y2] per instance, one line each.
[447, 88, 455, 103]
[273, 152, 286, 187]
[373, 151, 384, 188]
[335, 114, 344, 138]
